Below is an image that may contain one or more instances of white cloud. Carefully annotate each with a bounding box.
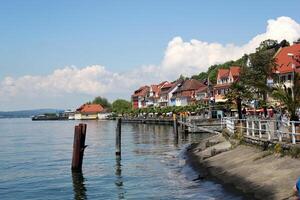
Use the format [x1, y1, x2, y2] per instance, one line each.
[160, 16, 300, 78]
[0, 16, 300, 110]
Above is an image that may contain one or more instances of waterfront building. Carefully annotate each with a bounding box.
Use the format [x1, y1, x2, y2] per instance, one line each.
[195, 85, 209, 104]
[131, 86, 150, 109]
[145, 81, 169, 107]
[213, 66, 241, 102]
[158, 80, 182, 107]
[274, 43, 300, 88]
[75, 104, 104, 120]
[171, 79, 205, 106]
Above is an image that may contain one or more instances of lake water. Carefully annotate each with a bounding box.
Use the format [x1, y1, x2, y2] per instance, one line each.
[0, 118, 243, 199]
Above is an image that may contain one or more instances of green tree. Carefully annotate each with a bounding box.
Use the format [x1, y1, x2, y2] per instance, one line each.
[272, 74, 300, 121]
[255, 39, 278, 52]
[191, 72, 207, 81]
[92, 96, 111, 109]
[225, 81, 252, 119]
[112, 99, 132, 114]
[242, 40, 277, 116]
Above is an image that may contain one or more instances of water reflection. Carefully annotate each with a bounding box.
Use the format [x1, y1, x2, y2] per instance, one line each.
[115, 155, 125, 199]
[72, 171, 87, 200]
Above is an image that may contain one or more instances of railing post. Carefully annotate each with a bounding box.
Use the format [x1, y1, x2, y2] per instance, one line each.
[259, 120, 262, 138]
[278, 128, 282, 142]
[252, 120, 255, 137]
[246, 119, 249, 136]
[240, 119, 244, 135]
[292, 122, 296, 144]
[221, 118, 223, 129]
[267, 122, 271, 141]
[232, 119, 235, 134]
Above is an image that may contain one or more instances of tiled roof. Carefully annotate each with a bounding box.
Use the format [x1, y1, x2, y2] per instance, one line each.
[158, 81, 168, 87]
[275, 43, 300, 74]
[173, 79, 205, 97]
[160, 82, 178, 95]
[150, 84, 159, 94]
[77, 104, 104, 114]
[178, 79, 205, 91]
[214, 83, 231, 89]
[217, 69, 230, 79]
[132, 86, 149, 97]
[230, 66, 241, 77]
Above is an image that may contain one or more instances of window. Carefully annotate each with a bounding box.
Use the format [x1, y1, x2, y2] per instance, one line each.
[288, 74, 292, 81]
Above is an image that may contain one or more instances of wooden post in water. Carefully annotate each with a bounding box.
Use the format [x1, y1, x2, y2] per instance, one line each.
[173, 114, 178, 139]
[116, 118, 122, 156]
[180, 114, 184, 131]
[72, 123, 87, 171]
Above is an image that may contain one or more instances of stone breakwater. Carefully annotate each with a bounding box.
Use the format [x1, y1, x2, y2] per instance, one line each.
[185, 134, 300, 200]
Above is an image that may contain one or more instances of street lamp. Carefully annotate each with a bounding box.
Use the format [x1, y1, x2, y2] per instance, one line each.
[287, 53, 295, 100]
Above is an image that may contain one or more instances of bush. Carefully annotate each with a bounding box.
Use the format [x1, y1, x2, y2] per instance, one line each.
[289, 146, 300, 158]
[274, 143, 283, 154]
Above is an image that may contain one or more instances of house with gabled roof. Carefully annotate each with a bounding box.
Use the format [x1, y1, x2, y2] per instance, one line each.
[274, 43, 300, 89]
[132, 86, 150, 109]
[75, 104, 104, 120]
[158, 81, 182, 107]
[195, 85, 209, 104]
[171, 79, 205, 106]
[214, 66, 241, 102]
[145, 81, 169, 107]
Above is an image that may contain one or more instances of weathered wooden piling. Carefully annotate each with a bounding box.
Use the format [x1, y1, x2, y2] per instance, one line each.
[71, 123, 87, 171]
[116, 118, 122, 156]
[173, 114, 178, 139]
[180, 115, 184, 131]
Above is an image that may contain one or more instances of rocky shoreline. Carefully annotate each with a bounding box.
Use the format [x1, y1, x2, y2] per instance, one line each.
[185, 133, 300, 200]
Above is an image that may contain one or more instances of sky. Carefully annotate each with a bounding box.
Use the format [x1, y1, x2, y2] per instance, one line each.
[0, 0, 300, 111]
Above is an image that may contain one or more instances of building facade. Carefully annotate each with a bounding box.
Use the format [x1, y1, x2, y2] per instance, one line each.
[214, 66, 241, 102]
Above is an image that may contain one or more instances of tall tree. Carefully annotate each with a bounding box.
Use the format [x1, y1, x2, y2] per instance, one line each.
[242, 40, 278, 116]
[225, 81, 252, 119]
[255, 39, 278, 52]
[112, 99, 132, 114]
[92, 96, 111, 109]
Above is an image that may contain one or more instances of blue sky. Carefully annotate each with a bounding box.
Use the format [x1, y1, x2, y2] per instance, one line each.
[1, 0, 300, 78]
[0, 1, 300, 110]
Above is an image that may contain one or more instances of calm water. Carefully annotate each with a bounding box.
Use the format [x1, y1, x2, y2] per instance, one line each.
[0, 118, 242, 199]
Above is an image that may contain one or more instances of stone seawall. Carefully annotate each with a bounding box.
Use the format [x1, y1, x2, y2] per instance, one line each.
[185, 134, 300, 200]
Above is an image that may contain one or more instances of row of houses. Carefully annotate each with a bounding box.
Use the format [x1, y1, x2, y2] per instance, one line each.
[132, 43, 300, 109]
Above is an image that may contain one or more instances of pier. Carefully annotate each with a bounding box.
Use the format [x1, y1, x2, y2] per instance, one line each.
[121, 116, 222, 134]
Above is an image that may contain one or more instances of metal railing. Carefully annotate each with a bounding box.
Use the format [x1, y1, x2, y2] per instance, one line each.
[221, 117, 300, 144]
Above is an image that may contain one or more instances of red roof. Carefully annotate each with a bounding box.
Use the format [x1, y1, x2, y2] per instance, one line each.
[230, 66, 241, 78]
[275, 44, 300, 74]
[132, 86, 149, 97]
[151, 84, 159, 94]
[158, 81, 168, 87]
[178, 79, 205, 91]
[217, 66, 240, 81]
[77, 104, 104, 114]
[214, 83, 231, 89]
[217, 69, 230, 79]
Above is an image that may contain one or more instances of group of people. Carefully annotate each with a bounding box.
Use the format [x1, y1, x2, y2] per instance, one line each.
[241, 107, 299, 123]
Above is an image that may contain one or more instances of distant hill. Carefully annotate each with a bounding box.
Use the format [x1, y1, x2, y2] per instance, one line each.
[0, 109, 64, 118]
